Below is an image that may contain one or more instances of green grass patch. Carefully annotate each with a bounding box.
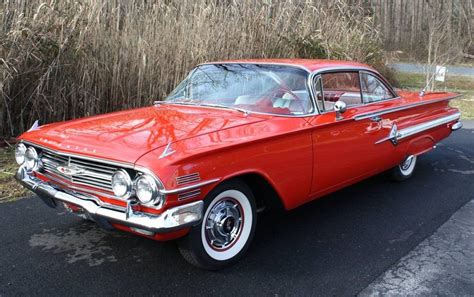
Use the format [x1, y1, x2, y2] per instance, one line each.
[396, 72, 474, 119]
[0, 147, 28, 202]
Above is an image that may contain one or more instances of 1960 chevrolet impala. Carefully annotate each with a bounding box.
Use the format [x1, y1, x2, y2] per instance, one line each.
[15, 59, 462, 269]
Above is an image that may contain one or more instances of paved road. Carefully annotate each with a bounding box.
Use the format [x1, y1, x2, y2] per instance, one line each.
[360, 200, 474, 296]
[1, 127, 473, 296]
[390, 62, 474, 76]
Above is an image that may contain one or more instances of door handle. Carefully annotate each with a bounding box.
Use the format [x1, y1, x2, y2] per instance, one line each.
[367, 115, 383, 133]
[370, 116, 382, 122]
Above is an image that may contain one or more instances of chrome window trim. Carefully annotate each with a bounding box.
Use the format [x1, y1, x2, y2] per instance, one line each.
[310, 70, 364, 114]
[198, 61, 311, 72]
[359, 70, 397, 103]
[308, 66, 398, 115]
[308, 67, 462, 119]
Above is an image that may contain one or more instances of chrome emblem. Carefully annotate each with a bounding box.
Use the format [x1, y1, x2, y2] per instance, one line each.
[56, 164, 86, 176]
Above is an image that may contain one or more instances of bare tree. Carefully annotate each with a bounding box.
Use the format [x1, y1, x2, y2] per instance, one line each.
[424, 2, 453, 91]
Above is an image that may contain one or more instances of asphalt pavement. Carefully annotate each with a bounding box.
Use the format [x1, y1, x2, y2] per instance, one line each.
[0, 124, 473, 296]
[361, 200, 474, 296]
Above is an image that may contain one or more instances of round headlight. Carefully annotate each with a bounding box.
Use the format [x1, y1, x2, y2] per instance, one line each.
[25, 147, 39, 170]
[135, 174, 159, 205]
[111, 170, 132, 198]
[15, 143, 27, 165]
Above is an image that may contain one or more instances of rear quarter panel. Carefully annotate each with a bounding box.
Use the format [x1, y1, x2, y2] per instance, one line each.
[389, 91, 460, 156]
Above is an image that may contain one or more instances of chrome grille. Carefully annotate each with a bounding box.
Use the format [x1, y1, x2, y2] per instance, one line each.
[40, 149, 118, 192]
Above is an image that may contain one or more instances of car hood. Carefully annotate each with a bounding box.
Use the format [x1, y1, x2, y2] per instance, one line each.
[20, 105, 267, 163]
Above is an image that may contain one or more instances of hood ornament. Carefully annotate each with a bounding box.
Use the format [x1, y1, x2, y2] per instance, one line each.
[159, 142, 176, 159]
[28, 120, 40, 131]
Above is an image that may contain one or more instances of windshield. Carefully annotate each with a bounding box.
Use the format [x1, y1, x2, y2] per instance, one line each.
[165, 64, 313, 116]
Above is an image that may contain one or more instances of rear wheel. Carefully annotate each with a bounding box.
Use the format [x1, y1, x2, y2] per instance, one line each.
[178, 180, 257, 270]
[391, 155, 417, 181]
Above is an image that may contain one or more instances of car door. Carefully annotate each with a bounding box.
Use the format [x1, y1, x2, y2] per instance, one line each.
[307, 70, 399, 197]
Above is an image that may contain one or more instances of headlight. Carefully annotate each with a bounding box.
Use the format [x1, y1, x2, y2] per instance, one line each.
[25, 147, 39, 170]
[111, 170, 132, 198]
[15, 143, 27, 165]
[135, 174, 160, 205]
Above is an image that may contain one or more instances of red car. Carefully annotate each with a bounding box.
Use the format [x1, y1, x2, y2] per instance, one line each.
[15, 59, 462, 269]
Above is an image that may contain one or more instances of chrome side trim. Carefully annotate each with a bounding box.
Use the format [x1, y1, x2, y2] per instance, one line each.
[160, 178, 221, 195]
[375, 112, 461, 144]
[354, 95, 462, 121]
[375, 123, 399, 145]
[397, 112, 461, 140]
[16, 168, 203, 233]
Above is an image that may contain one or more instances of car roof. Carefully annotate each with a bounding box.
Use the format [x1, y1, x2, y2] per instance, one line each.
[201, 59, 376, 73]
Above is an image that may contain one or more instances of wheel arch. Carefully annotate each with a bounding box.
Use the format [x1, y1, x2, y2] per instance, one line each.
[212, 171, 287, 213]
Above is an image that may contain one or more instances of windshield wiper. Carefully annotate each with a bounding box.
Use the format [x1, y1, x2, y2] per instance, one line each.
[200, 103, 250, 116]
[154, 101, 250, 116]
[154, 99, 199, 106]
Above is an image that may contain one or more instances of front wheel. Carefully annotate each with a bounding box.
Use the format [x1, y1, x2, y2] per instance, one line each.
[178, 180, 257, 270]
[391, 155, 417, 181]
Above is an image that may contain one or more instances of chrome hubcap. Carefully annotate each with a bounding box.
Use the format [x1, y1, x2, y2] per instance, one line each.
[401, 156, 414, 171]
[205, 199, 243, 250]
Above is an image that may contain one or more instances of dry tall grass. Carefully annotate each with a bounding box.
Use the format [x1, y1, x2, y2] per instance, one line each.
[1, 0, 386, 137]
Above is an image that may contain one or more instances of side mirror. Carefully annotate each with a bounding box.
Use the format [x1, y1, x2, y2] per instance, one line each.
[334, 101, 347, 120]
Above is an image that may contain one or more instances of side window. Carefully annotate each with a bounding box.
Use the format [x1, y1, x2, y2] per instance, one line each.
[314, 76, 325, 111]
[360, 72, 394, 103]
[316, 72, 362, 112]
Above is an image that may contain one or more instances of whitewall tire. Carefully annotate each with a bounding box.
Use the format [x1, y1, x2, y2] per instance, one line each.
[391, 155, 417, 181]
[178, 180, 257, 270]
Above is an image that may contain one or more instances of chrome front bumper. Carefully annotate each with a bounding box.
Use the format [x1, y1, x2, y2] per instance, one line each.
[15, 168, 203, 233]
